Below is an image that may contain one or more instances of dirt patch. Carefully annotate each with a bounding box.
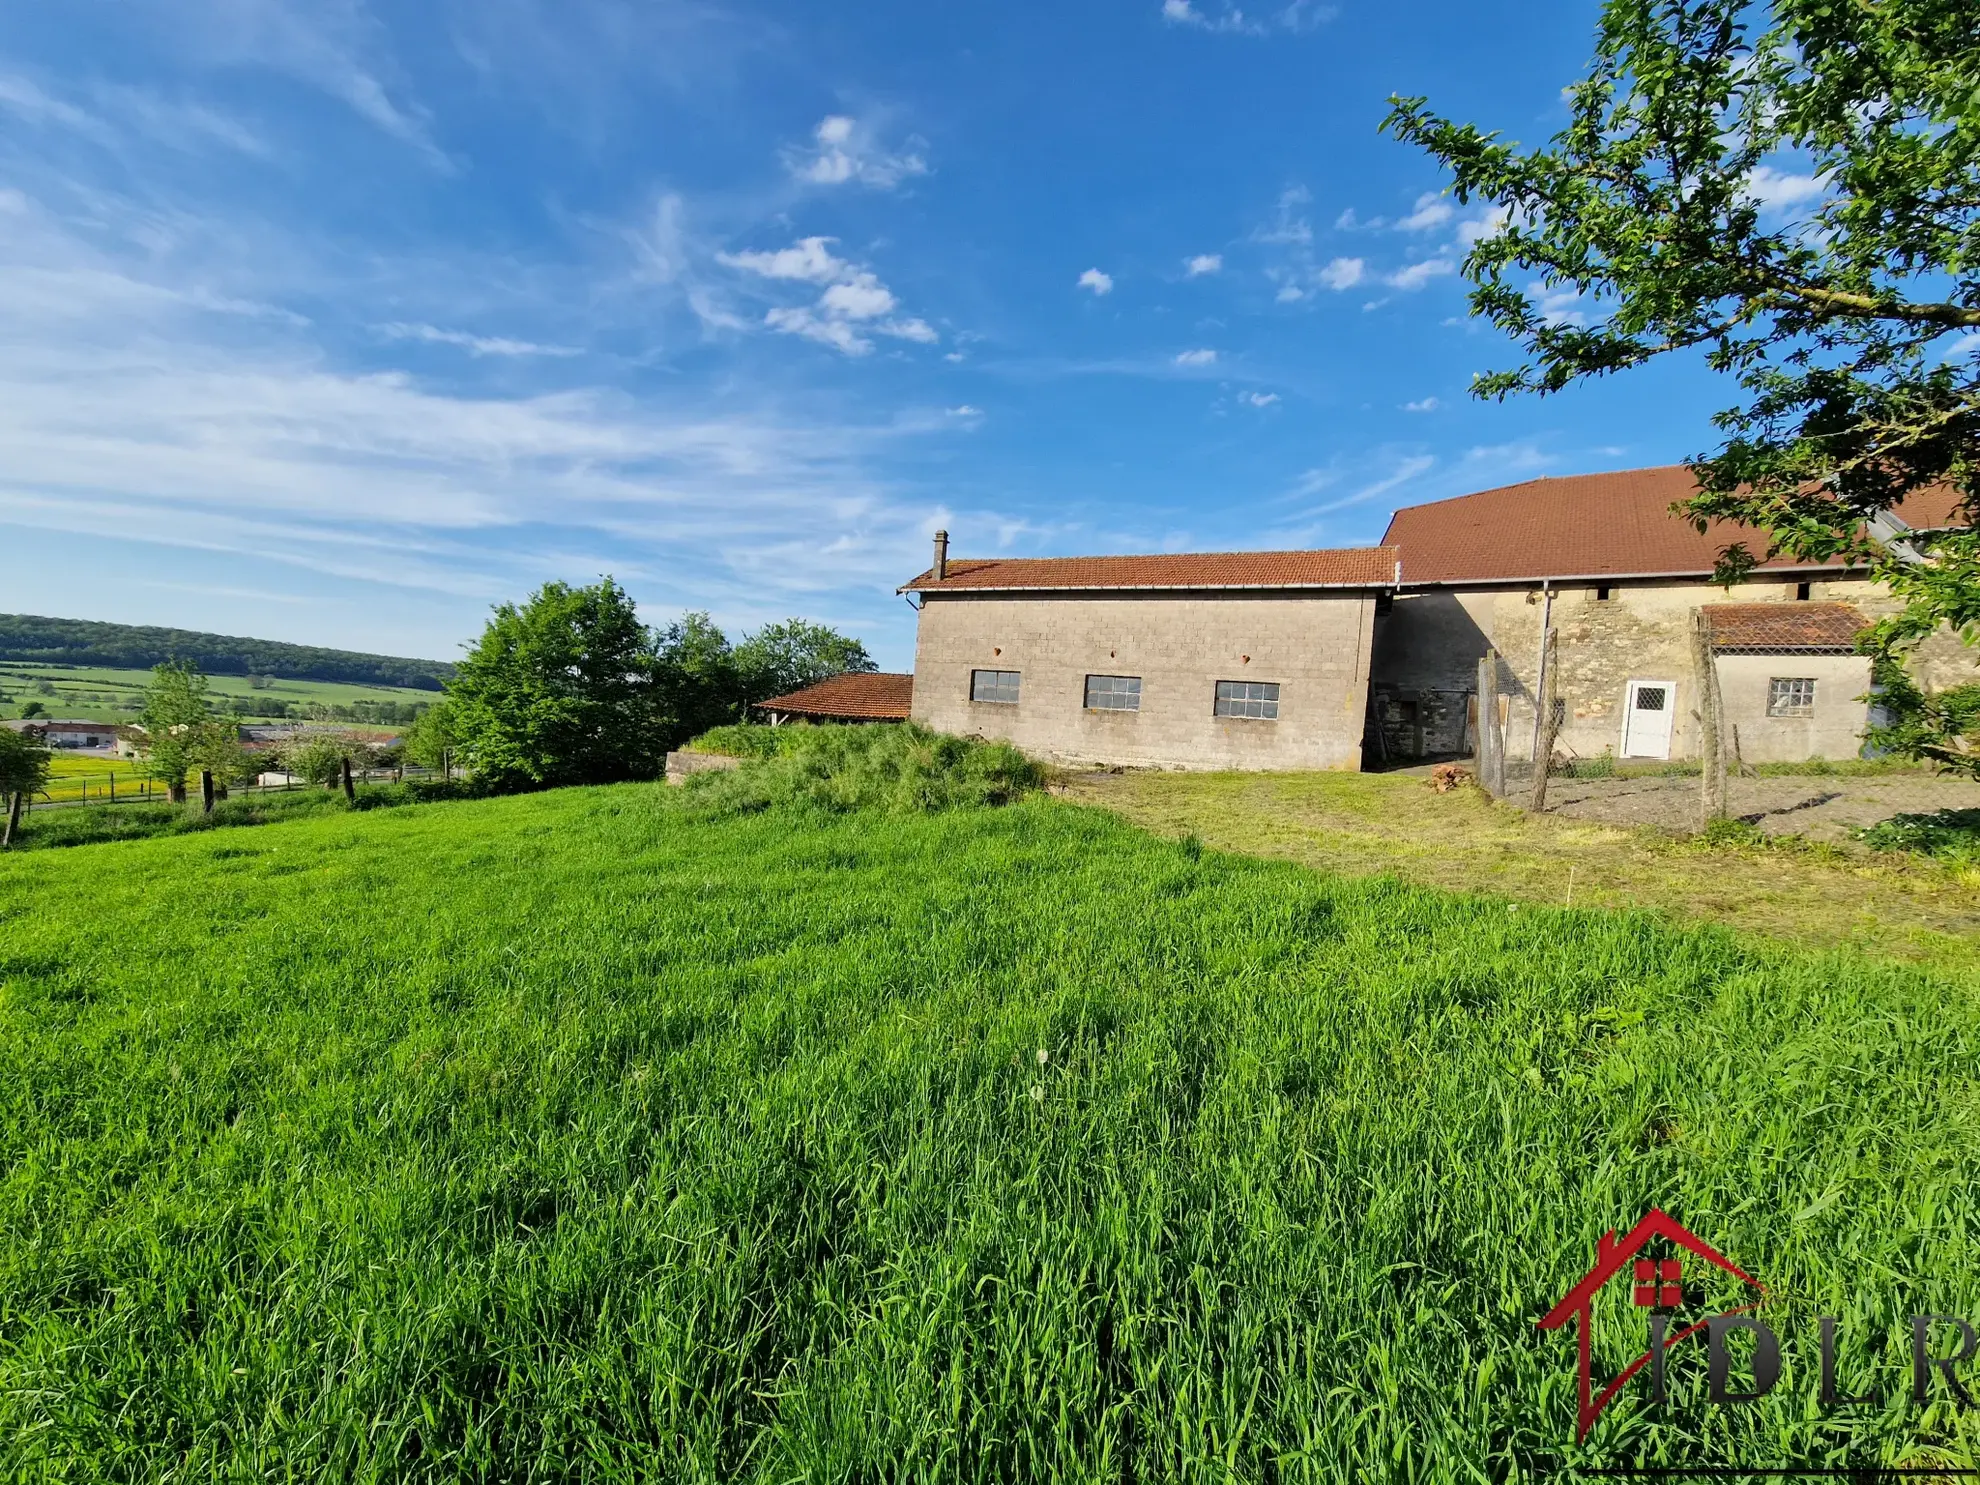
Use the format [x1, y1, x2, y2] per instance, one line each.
[1543, 773, 1980, 841]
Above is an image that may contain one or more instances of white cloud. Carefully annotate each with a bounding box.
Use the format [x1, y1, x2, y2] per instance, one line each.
[0, 74, 107, 135]
[1317, 256, 1365, 290]
[819, 272, 897, 321]
[719, 236, 936, 357]
[785, 114, 928, 190]
[1242, 391, 1280, 407]
[1746, 165, 1828, 214]
[946, 405, 982, 417]
[1173, 348, 1218, 366]
[1403, 396, 1440, 413]
[1184, 253, 1222, 277]
[1397, 192, 1454, 232]
[379, 322, 581, 357]
[1456, 204, 1512, 247]
[1254, 185, 1313, 246]
[1307, 455, 1436, 514]
[1940, 331, 1980, 363]
[1077, 267, 1114, 295]
[1160, 0, 1337, 34]
[1388, 258, 1455, 290]
[1334, 207, 1386, 230]
[716, 236, 850, 284]
[1274, 283, 1305, 303]
[1527, 283, 1588, 326]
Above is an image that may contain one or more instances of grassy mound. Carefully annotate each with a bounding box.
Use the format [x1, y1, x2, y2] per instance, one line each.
[2, 786, 1977, 1478]
[681, 721, 1041, 813]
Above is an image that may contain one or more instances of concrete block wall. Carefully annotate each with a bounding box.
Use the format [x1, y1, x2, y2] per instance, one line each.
[910, 590, 1378, 771]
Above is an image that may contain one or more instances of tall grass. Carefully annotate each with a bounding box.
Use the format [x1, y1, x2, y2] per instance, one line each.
[1, 787, 1977, 1480]
[681, 721, 1041, 814]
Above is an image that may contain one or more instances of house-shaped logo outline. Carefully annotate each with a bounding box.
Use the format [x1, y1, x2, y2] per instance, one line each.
[1538, 1208, 1767, 1441]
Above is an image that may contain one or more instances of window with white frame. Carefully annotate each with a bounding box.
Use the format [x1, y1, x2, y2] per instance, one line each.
[1084, 674, 1141, 711]
[1767, 677, 1816, 717]
[1214, 680, 1280, 719]
[970, 669, 1021, 705]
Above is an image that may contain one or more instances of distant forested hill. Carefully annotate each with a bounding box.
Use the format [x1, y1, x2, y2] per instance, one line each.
[0, 615, 455, 690]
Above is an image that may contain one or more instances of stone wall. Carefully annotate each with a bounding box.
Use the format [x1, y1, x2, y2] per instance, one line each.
[910, 589, 1378, 770]
[1370, 571, 1975, 765]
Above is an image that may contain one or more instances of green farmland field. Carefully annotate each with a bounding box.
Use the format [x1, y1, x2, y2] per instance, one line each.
[0, 661, 436, 724]
[2, 787, 1978, 1480]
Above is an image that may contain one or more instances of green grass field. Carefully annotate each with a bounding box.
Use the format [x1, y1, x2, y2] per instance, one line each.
[0, 661, 437, 723]
[3, 786, 1978, 1480]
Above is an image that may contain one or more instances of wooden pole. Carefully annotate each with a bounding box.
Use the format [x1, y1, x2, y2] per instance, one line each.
[341, 756, 356, 804]
[2, 791, 18, 849]
[1529, 628, 1562, 813]
[1477, 651, 1503, 798]
[1691, 612, 1728, 826]
[200, 769, 215, 814]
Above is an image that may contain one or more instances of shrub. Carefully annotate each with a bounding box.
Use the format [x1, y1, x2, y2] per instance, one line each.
[1856, 808, 1980, 864]
[680, 723, 1040, 815]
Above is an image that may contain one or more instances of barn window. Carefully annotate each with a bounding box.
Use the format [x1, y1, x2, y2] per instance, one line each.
[1084, 674, 1141, 711]
[1594, 585, 1613, 602]
[970, 669, 1021, 705]
[1767, 677, 1816, 717]
[1214, 680, 1280, 720]
[1796, 581, 1813, 601]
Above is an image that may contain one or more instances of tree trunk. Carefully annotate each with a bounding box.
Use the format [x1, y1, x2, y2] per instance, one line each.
[1476, 651, 1503, 798]
[200, 770, 215, 814]
[1529, 628, 1562, 813]
[169, 780, 187, 805]
[341, 756, 356, 804]
[2, 791, 19, 849]
[1691, 612, 1729, 826]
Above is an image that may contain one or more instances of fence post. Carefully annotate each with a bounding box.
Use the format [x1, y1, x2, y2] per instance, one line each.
[1529, 628, 1562, 813]
[1690, 611, 1729, 826]
[200, 770, 215, 814]
[1476, 651, 1503, 798]
[341, 756, 356, 805]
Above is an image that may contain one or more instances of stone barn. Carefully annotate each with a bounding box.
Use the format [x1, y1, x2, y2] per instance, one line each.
[900, 534, 1398, 771]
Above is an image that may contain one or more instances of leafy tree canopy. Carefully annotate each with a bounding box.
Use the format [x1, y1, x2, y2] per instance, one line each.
[0, 727, 52, 803]
[135, 659, 229, 794]
[1385, 0, 1980, 770]
[449, 580, 666, 790]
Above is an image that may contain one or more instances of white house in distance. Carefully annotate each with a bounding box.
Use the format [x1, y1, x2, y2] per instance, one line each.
[899, 466, 1968, 771]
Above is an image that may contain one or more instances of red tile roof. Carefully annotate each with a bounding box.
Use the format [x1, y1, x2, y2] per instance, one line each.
[756, 671, 914, 720]
[900, 546, 1401, 593]
[1703, 602, 1869, 652]
[1383, 465, 1966, 584]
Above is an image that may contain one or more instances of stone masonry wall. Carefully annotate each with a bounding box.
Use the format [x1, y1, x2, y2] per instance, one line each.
[910, 590, 1378, 771]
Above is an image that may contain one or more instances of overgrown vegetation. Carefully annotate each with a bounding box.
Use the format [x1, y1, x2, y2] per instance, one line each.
[1858, 807, 1980, 865]
[1, 786, 1976, 1479]
[0, 777, 483, 850]
[682, 721, 1041, 813]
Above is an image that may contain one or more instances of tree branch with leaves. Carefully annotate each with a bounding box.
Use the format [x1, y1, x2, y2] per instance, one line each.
[1385, 0, 1980, 770]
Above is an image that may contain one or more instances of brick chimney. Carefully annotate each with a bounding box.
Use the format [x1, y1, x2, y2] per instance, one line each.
[933, 529, 949, 580]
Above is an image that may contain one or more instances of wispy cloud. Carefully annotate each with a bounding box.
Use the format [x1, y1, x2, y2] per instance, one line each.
[1160, 0, 1337, 35]
[1746, 165, 1828, 216]
[784, 114, 928, 189]
[1184, 253, 1222, 277]
[379, 322, 582, 357]
[1403, 396, 1439, 413]
[1077, 267, 1114, 295]
[1396, 192, 1454, 232]
[1173, 347, 1218, 367]
[1317, 257, 1364, 290]
[1241, 391, 1280, 407]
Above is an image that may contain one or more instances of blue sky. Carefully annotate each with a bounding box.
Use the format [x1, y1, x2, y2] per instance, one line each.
[0, 0, 1740, 669]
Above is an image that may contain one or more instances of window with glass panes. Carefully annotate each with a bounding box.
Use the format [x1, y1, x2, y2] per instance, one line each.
[1767, 677, 1815, 717]
[1214, 680, 1280, 719]
[1084, 674, 1141, 711]
[970, 669, 1021, 704]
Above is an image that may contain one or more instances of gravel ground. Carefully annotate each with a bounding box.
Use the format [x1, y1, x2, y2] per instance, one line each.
[1538, 772, 1980, 840]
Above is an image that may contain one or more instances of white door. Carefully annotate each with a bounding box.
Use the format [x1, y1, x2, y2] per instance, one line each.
[1621, 679, 1677, 758]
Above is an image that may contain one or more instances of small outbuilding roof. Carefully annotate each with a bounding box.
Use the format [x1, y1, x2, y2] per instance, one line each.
[756, 671, 914, 721]
[1383, 465, 1965, 585]
[899, 546, 1401, 593]
[1703, 602, 1869, 653]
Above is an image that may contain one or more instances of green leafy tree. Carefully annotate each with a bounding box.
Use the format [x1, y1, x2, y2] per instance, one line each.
[402, 700, 458, 771]
[1385, 0, 1980, 771]
[0, 726, 52, 847]
[733, 619, 877, 705]
[19, 701, 43, 719]
[652, 611, 738, 746]
[281, 734, 375, 788]
[449, 579, 665, 789]
[135, 659, 213, 803]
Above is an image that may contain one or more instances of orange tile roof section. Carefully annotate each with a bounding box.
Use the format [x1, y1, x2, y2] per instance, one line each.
[1703, 602, 1869, 652]
[756, 671, 914, 720]
[900, 545, 1401, 593]
[1382, 465, 1965, 585]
